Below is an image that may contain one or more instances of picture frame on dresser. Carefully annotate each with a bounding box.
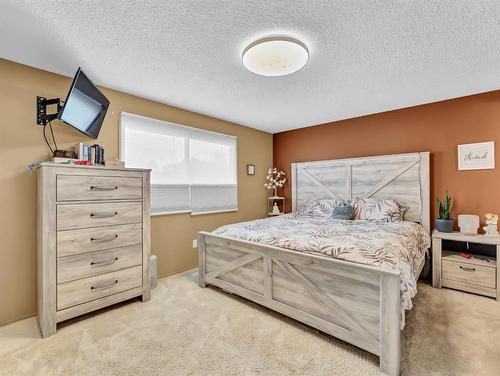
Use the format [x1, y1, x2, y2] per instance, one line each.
[37, 163, 151, 337]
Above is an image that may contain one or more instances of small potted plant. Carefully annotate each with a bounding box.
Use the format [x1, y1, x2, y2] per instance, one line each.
[436, 191, 454, 233]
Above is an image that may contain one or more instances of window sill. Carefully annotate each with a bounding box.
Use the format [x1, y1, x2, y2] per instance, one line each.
[190, 208, 238, 216]
[151, 210, 192, 217]
[151, 208, 238, 217]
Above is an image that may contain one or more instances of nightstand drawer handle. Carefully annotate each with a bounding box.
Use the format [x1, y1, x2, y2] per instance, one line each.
[90, 211, 118, 219]
[90, 185, 118, 191]
[90, 257, 118, 267]
[90, 234, 118, 242]
[459, 266, 476, 272]
[91, 279, 118, 290]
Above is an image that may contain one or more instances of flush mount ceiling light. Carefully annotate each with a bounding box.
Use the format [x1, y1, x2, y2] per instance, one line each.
[242, 37, 309, 76]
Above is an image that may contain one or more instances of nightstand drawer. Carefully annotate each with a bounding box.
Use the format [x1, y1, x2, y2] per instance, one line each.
[57, 244, 143, 283]
[442, 259, 496, 288]
[57, 202, 142, 231]
[57, 175, 142, 201]
[57, 265, 143, 310]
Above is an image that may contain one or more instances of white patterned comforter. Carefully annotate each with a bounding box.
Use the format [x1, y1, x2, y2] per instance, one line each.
[213, 212, 431, 327]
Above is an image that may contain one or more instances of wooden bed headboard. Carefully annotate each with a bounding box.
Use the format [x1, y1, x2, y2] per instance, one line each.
[291, 152, 431, 232]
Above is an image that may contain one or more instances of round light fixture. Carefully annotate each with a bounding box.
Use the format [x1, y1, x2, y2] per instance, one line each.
[242, 37, 309, 76]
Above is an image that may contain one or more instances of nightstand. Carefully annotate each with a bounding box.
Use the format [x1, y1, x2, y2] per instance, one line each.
[432, 230, 500, 300]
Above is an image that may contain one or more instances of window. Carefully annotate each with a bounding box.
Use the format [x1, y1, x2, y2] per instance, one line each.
[120, 112, 237, 215]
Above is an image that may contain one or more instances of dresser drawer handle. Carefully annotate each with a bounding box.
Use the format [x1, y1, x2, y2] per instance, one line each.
[90, 257, 119, 267]
[459, 266, 476, 272]
[90, 185, 118, 191]
[91, 279, 118, 290]
[90, 211, 118, 219]
[90, 234, 118, 242]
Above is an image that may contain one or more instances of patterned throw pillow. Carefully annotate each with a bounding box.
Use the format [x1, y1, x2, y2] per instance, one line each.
[302, 199, 342, 216]
[331, 203, 355, 220]
[352, 197, 408, 221]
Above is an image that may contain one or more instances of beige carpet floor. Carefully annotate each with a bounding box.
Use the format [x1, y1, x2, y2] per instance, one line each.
[1, 271, 500, 376]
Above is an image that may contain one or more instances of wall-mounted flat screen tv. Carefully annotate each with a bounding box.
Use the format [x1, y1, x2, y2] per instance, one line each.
[58, 68, 109, 139]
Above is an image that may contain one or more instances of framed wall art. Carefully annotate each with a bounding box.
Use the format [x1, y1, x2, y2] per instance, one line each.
[458, 141, 495, 170]
[247, 164, 255, 175]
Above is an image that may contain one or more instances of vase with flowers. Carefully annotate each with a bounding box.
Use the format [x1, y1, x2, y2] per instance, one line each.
[265, 168, 287, 197]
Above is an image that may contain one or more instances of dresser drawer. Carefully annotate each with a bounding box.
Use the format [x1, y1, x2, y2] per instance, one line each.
[57, 244, 143, 283]
[57, 223, 142, 257]
[57, 175, 142, 201]
[57, 202, 142, 231]
[441, 259, 496, 288]
[57, 265, 143, 310]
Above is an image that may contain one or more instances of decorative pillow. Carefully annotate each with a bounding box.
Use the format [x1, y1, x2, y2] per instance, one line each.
[331, 203, 355, 220]
[353, 197, 408, 221]
[302, 199, 342, 217]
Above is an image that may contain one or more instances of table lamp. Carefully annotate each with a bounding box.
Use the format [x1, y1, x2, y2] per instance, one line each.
[458, 214, 479, 235]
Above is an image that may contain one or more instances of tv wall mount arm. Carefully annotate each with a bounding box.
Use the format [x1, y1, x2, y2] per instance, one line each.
[36, 96, 63, 126]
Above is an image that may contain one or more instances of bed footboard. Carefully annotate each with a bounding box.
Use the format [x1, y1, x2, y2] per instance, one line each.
[198, 231, 401, 376]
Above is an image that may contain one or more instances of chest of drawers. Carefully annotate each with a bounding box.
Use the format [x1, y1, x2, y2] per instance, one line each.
[37, 163, 151, 337]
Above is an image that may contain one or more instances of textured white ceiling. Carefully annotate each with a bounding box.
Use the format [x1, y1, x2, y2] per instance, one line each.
[1, 1, 500, 133]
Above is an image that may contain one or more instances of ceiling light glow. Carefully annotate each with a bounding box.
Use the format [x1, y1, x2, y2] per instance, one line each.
[242, 37, 309, 76]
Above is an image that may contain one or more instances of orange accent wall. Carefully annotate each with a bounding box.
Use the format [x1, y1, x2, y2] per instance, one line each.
[274, 90, 500, 226]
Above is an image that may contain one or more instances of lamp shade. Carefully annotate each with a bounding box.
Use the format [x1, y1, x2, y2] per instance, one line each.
[458, 214, 480, 235]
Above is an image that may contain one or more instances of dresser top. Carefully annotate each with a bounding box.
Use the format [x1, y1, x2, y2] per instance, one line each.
[39, 162, 151, 172]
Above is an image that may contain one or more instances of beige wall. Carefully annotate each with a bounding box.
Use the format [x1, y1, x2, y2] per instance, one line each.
[0, 59, 273, 325]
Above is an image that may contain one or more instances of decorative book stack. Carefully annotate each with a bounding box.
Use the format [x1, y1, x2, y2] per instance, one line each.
[75, 142, 105, 165]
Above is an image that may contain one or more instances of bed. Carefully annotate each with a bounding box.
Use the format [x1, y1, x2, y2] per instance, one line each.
[197, 152, 430, 376]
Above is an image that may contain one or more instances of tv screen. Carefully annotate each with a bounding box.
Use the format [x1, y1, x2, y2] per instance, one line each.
[59, 68, 109, 139]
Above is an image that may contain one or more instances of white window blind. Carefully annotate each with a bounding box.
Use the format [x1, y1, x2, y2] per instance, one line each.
[120, 112, 237, 215]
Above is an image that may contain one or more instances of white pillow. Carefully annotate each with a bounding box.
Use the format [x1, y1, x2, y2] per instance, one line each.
[353, 197, 408, 221]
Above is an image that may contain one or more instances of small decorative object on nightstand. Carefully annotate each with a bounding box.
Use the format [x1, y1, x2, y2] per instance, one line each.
[432, 230, 500, 300]
[265, 167, 286, 216]
[268, 196, 285, 216]
[483, 213, 499, 237]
